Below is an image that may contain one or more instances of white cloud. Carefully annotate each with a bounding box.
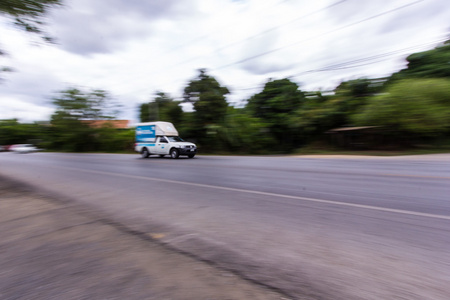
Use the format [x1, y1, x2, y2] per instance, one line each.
[0, 95, 54, 122]
[1, 0, 449, 123]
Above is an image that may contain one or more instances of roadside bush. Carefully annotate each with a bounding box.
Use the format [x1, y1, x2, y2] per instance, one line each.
[353, 79, 450, 137]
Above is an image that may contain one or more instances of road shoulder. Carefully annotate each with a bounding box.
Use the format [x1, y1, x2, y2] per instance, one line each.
[0, 177, 287, 300]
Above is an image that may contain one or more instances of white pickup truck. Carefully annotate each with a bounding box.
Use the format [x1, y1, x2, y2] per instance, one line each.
[135, 121, 197, 159]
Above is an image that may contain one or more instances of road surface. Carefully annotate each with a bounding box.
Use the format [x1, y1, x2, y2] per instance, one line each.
[1, 152, 450, 299]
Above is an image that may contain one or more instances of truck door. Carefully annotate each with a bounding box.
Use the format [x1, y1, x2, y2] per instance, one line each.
[156, 136, 169, 154]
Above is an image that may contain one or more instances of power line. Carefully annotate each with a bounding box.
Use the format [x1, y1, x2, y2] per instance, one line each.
[227, 37, 447, 92]
[291, 37, 447, 76]
[161, 0, 288, 55]
[106, 0, 349, 94]
[172, 0, 348, 68]
[106, 0, 434, 103]
[214, 0, 425, 70]
[117, 36, 445, 104]
[214, 0, 347, 53]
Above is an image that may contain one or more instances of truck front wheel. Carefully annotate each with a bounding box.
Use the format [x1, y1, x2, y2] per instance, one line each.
[170, 148, 179, 159]
[141, 148, 149, 158]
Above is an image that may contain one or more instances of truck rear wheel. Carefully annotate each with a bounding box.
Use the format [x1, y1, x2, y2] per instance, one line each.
[170, 148, 179, 159]
[141, 148, 149, 158]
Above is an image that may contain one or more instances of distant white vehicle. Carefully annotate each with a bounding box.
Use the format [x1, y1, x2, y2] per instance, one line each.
[10, 144, 41, 153]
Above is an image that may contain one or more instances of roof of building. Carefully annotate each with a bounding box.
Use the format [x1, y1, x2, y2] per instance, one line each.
[327, 126, 379, 133]
[82, 120, 130, 129]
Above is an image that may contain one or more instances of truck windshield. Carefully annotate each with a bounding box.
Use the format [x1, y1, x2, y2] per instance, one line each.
[167, 136, 184, 142]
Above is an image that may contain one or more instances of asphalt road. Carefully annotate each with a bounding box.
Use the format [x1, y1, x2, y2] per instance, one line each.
[1, 152, 450, 299]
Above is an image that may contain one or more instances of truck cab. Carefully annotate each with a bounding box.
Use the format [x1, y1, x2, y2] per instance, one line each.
[135, 122, 197, 159]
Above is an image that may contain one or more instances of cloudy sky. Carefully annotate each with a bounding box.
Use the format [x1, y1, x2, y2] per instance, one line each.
[0, 0, 449, 123]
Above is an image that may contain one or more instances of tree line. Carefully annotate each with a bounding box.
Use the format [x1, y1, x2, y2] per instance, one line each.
[137, 40, 450, 153]
[1, 40, 450, 153]
[1, 1, 449, 154]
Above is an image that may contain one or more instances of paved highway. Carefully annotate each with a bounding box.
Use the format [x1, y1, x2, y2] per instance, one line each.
[1, 152, 450, 299]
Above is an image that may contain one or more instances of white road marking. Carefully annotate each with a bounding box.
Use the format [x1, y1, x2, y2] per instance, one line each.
[46, 165, 450, 221]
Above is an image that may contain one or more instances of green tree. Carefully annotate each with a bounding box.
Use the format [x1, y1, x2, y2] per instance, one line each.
[218, 107, 276, 153]
[184, 69, 229, 125]
[0, 0, 62, 79]
[52, 88, 119, 121]
[295, 78, 385, 133]
[353, 78, 450, 137]
[246, 78, 305, 151]
[183, 69, 229, 149]
[0, 0, 61, 41]
[0, 119, 45, 145]
[290, 78, 385, 143]
[335, 78, 384, 98]
[161, 101, 183, 125]
[139, 91, 183, 124]
[96, 126, 135, 152]
[290, 95, 346, 141]
[139, 103, 151, 122]
[49, 87, 121, 151]
[388, 40, 450, 83]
